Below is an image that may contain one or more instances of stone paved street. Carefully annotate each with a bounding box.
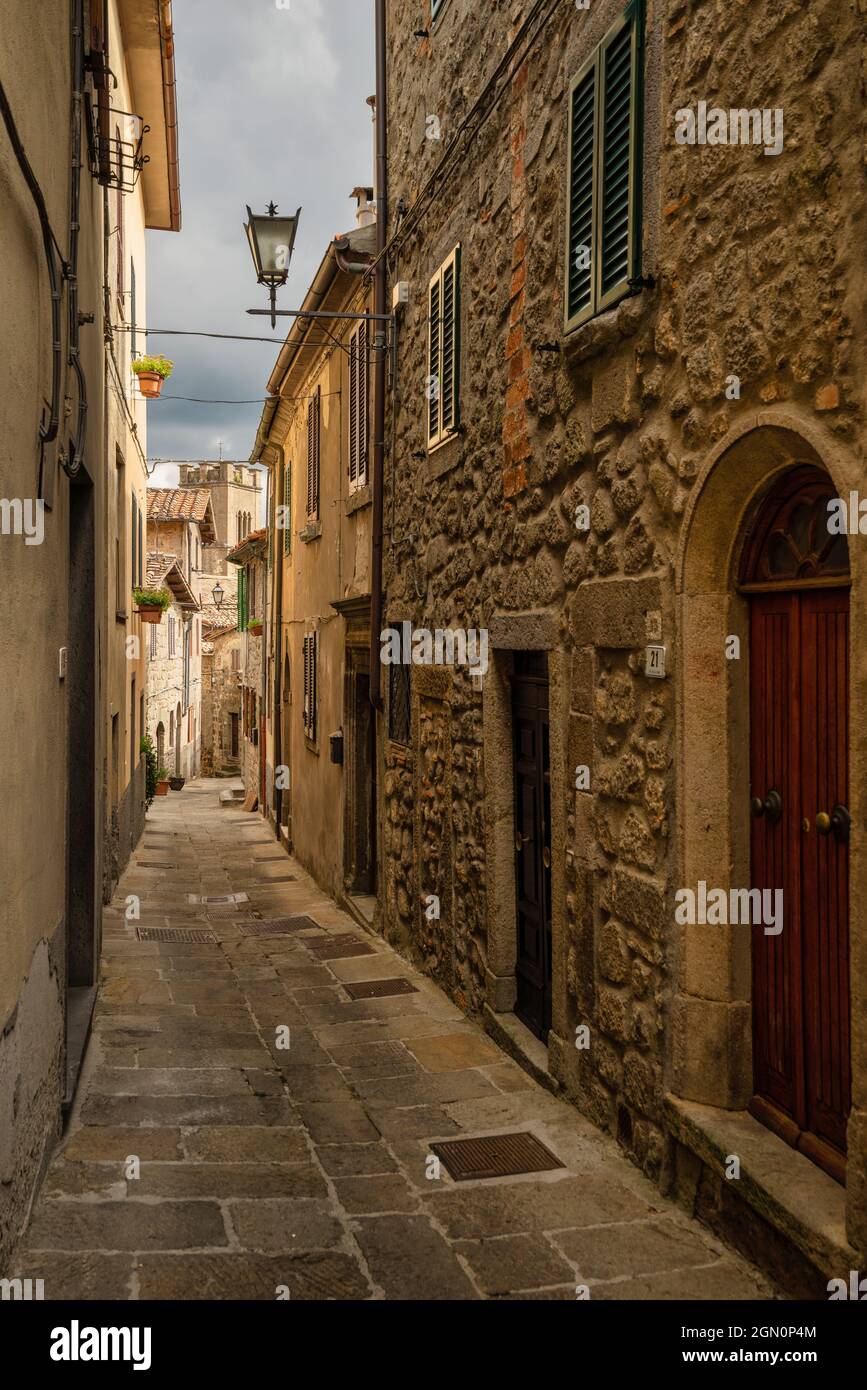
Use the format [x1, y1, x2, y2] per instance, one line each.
[16, 780, 776, 1300]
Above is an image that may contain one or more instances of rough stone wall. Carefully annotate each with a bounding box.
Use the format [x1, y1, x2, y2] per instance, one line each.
[201, 632, 242, 775]
[381, 0, 867, 1185]
[145, 601, 201, 781]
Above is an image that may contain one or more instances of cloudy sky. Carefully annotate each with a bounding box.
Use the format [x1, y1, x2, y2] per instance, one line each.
[146, 0, 375, 490]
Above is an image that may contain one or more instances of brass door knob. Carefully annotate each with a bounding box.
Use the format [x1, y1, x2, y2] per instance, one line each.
[515, 832, 529, 851]
[816, 811, 832, 835]
[816, 805, 851, 843]
[542, 846, 551, 868]
[751, 789, 782, 824]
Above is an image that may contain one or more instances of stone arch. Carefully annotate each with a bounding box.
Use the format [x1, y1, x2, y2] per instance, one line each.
[155, 721, 165, 771]
[672, 410, 867, 1241]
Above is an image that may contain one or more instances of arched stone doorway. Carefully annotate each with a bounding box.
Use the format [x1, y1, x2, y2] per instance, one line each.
[156, 721, 165, 772]
[175, 702, 182, 775]
[673, 413, 866, 1245]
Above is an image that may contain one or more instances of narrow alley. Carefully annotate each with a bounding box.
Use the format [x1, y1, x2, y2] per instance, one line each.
[15, 781, 774, 1302]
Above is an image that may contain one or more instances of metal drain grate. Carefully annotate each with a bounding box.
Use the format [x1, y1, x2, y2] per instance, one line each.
[307, 937, 375, 960]
[254, 873, 297, 883]
[136, 861, 177, 869]
[136, 927, 218, 944]
[430, 1132, 565, 1182]
[343, 977, 417, 1000]
[237, 915, 321, 937]
[186, 892, 249, 905]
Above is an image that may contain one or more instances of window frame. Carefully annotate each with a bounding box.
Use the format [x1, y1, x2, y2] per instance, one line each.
[302, 630, 318, 744]
[426, 244, 461, 452]
[306, 386, 321, 521]
[563, 1, 644, 335]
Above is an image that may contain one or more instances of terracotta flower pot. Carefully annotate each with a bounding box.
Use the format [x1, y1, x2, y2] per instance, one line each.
[156, 780, 170, 796]
[136, 371, 163, 399]
[138, 605, 164, 624]
[247, 621, 263, 636]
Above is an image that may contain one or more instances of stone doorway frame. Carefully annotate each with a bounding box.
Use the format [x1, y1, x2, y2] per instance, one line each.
[482, 613, 568, 1065]
[672, 410, 867, 1250]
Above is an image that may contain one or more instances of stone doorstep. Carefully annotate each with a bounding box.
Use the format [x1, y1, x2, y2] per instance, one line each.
[663, 1094, 858, 1284]
[483, 1005, 560, 1097]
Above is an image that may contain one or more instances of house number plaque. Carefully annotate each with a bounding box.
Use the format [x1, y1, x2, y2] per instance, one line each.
[645, 645, 666, 679]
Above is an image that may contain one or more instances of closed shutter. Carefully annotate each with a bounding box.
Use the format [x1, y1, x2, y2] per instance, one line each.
[131, 494, 137, 591]
[306, 387, 320, 520]
[137, 506, 143, 585]
[349, 323, 368, 489]
[600, 18, 634, 299]
[564, 3, 642, 331]
[427, 247, 460, 449]
[303, 632, 317, 741]
[566, 65, 596, 324]
[283, 462, 291, 554]
[237, 568, 246, 631]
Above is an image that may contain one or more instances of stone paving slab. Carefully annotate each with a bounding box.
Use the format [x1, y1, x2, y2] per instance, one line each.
[11, 778, 778, 1302]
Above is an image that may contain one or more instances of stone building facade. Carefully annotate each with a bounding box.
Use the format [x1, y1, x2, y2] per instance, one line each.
[143, 552, 199, 780]
[201, 621, 242, 777]
[227, 529, 268, 805]
[0, 0, 180, 1269]
[249, 202, 377, 907]
[376, 0, 867, 1291]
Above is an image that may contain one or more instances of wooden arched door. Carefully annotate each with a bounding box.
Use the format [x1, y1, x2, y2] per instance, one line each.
[740, 466, 850, 1182]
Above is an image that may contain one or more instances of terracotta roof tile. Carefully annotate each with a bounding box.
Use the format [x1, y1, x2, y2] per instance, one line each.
[147, 488, 216, 543]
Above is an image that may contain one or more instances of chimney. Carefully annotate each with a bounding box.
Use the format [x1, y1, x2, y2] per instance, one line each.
[351, 185, 376, 228]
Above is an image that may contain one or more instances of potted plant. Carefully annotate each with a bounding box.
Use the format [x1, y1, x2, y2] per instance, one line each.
[247, 617, 263, 636]
[133, 587, 170, 623]
[155, 767, 170, 796]
[141, 734, 158, 809]
[169, 775, 185, 791]
[132, 354, 174, 399]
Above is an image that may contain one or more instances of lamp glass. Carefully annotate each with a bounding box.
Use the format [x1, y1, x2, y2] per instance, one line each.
[245, 207, 300, 283]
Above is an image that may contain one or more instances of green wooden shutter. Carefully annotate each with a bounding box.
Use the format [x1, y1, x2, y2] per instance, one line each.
[440, 247, 460, 435]
[427, 276, 441, 446]
[237, 568, 246, 631]
[599, 16, 635, 303]
[566, 63, 597, 326]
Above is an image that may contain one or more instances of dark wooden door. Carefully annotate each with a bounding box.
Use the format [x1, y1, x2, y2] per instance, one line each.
[749, 587, 850, 1181]
[230, 713, 239, 759]
[512, 654, 552, 1041]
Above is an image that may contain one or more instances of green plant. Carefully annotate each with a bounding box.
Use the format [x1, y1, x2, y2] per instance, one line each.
[247, 617, 263, 630]
[133, 587, 171, 611]
[132, 354, 174, 380]
[141, 734, 158, 808]
[157, 766, 169, 782]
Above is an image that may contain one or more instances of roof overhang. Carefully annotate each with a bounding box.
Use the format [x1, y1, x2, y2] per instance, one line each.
[117, 0, 181, 231]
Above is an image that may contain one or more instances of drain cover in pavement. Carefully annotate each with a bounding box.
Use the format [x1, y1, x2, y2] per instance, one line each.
[136, 927, 218, 944]
[307, 937, 375, 960]
[253, 873, 297, 883]
[187, 893, 249, 905]
[343, 977, 417, 1000]
[430, 1132, 564, 1182]
[137, 861, 177, 869]
[238, 916, 321, 936]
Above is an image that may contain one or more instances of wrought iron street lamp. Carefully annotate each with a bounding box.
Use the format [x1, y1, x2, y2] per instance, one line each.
[244, 202, 301, 328]
[211, 581, 224, 608]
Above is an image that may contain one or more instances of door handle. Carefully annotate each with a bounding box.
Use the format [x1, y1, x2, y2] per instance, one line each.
[816, 804, 850, 844]
[751, 789, 782, 824]
[515, 832, 530, 851]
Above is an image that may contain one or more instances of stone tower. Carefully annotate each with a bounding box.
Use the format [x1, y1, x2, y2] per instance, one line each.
[177, 461, 263, 576]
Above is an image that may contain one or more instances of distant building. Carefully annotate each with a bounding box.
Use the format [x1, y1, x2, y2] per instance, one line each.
[226, 528, 268, 806]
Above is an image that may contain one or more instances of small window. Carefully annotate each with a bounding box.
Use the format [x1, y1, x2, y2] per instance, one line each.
[168, 613, 176, 658]
[427, 246, 460, 450]
[306, 386, 321, 521]
[302, 630, 317, 742]
[388, 662, 411, 746]
[564, 3, 644, 332]
[149, 622, 158, 658]
[348, 324, 368, 489]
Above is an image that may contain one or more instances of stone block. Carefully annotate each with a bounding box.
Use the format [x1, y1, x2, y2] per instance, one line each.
[591, 354, 639, 433]
[572, 576, 662, 649]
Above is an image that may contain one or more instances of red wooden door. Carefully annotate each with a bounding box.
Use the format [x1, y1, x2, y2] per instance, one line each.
[749, 587, 850, 1182]
[743, 467, 851, 1183]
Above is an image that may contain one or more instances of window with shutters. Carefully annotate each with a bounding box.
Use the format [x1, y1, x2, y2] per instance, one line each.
[564, 2, 644, 333]
[306, 387, 321, 521]
[168, 613, 176, 658]
[282, 461, 292, 553]
[348, 323, 368, 490]
[427, 246, 460, 450]
[302, 631, 317, 743]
